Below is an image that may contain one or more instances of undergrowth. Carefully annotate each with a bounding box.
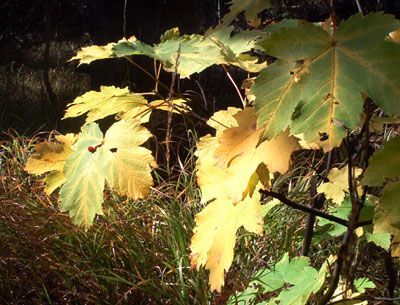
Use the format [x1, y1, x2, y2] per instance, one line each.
[0, 131, 391, 304]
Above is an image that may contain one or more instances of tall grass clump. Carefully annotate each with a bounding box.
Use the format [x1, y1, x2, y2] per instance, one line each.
[0, 130, 313, 304]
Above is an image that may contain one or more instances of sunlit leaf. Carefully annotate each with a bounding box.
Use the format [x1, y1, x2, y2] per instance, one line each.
[228, 254, 330, 305]
[64, 86, 148, 124]
[69, 43, 114, 65]
[317, 167, 362, 205]
[254, 13, 400, 151]
[58, 120, 155, 230]
[219, 0, 270, 27]
[190, 190, 263, 292]
[362, 136, 400, 186]
[25, 134, 76, 194]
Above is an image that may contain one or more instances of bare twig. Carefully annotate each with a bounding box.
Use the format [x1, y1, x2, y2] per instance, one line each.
[384, 249, 397, 304]
[221, 65, 245, 106]
[302, 150, 333, 256]
[355, 0, 363, 14]
[318, 104, 373, 304]
[260, 190, 349, 227]
[165, 44, 181, 173]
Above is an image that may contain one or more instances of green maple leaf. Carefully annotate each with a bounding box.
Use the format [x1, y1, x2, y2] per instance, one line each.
[252, 13, 400, 151]
[59, 124, 106, 229]
[228, 253, 329, 305]
[64, 86, 148, 124]
[220, 0, 270, 27]
[59, 120, 155, 230]
[362, 136, 400, 255]
[208, 26, 267, 72]
[362, 137, 400, 253]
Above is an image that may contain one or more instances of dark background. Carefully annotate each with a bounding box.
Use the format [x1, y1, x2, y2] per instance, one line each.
[1, 0, 399, 135]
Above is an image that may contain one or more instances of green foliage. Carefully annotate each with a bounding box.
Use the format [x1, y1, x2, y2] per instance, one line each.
[253, 13, 400, 150]
[73, 27, 266, 78]
[362, 136, 400, 255]
[228, 253, 328, 305]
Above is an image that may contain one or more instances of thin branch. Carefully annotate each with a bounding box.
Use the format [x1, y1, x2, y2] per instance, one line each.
[302, 150, 333, 256]
[221, 65, 245, 106]
[355, 0, 363, 14]
[318, 133, 365, 305]
[330, 295, 400, 304]
[259, 190, 349, 227]
[165, 44, 181, 173]
[384, 249, 397, 303]
[124, 57, 170, 92]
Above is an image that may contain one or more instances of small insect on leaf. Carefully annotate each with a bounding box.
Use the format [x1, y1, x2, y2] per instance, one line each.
[88, 146, 96, 153]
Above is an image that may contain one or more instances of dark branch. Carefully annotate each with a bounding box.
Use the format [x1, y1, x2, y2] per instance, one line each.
[259, 189, 349, 227]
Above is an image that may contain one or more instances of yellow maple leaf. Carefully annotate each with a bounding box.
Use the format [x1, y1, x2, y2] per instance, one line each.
[190, 189, 263, 292]
[192, 107, 299, 290]
[64, 86, 148, 124]
[195, 135, 229, 203]
[207, 107, 241, 136]
[212, 108, 300, 202]
[215, 107, 260, 167]
[69, 43, 115, 65]
[317, 167, 362, 205]
[389, 28, 400, 43]
[25, 134, 76, 194]
[102, 119, 156, 199]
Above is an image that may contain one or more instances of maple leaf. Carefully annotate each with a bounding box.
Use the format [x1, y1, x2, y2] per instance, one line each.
[148, 98, 190, 113]
[59, 124, 106, 229]
[192, 108, 298, 290]
[64, 86, 148, 124]
[317, 167, 362, 205]
[213, 108, 300, 201]
[25, 134, 76, 194]
[253, 13, 400, 151]
[59, 120, 155, 230]
[208, 26, 267, 72]
[101, 119, 156, 199]
[69, 43, 114, 65]
[228, 254, 331, 305]
[112, 27, 267, 78]
[207, 107, 241, 135]
[218, 0, 270, 27]
[190, 190, 263, 292]
[70, 36, 152, 65]
[362, 136, 400, 256]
